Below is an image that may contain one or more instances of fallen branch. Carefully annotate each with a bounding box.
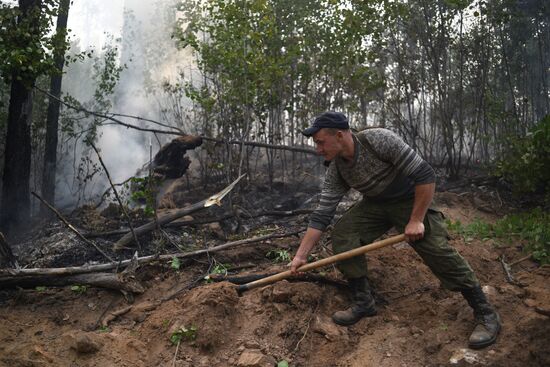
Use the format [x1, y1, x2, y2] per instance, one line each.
[113, 174, 246, 250]
[35, 86, 317, 155]
[0, 229, 303, 277]
[31, 191, 114, 262]
[201, 136, 316, 155]
[0, 272, 144, 293]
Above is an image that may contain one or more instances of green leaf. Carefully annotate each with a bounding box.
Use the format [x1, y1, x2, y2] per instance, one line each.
[278, 361, 289, 367]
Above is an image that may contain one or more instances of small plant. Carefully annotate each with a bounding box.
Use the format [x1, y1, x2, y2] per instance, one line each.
[171, 256, 181, 271]
[266, 249, 291, 263]
[445, 219, 463, 233]
[204, 262, 230, 283]
[277, 361, 290, 367]
[35, 286, 47, 292]
[70, 285, 87, 294]
[97, 325, 110, 333]
[445, 209, 550, 264]
[170, 325, 197, 345]
[211, 262, 229, 275]
[128, 176, 158, 216]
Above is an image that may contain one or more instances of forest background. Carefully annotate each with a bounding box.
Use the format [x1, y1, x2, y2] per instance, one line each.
[0, 0, 548, 258]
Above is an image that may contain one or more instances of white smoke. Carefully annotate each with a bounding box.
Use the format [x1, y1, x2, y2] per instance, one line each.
[56, 0, 196, 208]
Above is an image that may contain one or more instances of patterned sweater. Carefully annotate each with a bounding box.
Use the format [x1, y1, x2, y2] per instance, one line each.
[309, 128, 435, 231]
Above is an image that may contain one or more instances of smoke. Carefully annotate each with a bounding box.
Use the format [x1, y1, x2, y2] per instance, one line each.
[56, 0, 196, 208]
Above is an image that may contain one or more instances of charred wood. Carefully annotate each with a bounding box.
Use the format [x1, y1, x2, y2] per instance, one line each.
[86, 209, 312, 238]
[113, 175, 244, 250]
[153, 136, 203, 179]
[31, 192, 114, 262]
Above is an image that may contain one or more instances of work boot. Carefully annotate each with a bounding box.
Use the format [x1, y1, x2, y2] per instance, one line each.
[332, 276, 377, 326]
[461, 286, 501, 349]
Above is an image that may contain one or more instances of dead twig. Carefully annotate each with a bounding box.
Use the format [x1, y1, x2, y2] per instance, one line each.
[172, 340, 181, 367]
[294, 302, 320, 352]
[31, 191, 114, 262]
[90, 141, 141, 250]
[500, 255, 516, 284]
[509, 254, 533, 267]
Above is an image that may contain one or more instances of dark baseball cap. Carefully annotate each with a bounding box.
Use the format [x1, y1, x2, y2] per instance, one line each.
[302, 111, 350, 137]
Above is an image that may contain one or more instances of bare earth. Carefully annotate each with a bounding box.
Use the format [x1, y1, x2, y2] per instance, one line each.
[0, 192, 548, 367]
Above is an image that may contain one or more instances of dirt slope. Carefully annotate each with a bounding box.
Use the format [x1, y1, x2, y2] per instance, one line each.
[0, 192, 548, 367]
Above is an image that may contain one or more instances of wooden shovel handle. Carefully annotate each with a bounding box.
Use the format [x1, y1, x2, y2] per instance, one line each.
[237, 233, 406, 293]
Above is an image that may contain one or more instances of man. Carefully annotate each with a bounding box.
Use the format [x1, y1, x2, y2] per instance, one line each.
[290, 111, 501, 349]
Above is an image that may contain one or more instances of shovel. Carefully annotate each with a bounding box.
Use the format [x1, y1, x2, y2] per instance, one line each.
[237, 233, 406, 293]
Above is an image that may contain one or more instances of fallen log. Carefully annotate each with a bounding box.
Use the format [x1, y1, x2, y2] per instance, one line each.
[113, 174, 245, 250]
[0, 272, 145, 293]
[0, 229, 303, 277]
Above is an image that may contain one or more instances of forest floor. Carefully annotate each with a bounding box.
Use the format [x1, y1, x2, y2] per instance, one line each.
[0, 179, 548, 367]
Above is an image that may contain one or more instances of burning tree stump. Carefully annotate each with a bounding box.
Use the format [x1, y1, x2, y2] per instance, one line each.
[152, 135, 202, 179]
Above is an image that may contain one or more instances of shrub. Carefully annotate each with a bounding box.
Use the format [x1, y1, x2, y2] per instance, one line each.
[496, 115, 550, 200]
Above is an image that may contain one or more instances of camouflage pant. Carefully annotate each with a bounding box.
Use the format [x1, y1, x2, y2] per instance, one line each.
[331, 198, 479, 291]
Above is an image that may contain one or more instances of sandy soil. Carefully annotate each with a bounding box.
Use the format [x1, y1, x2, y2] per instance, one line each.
[0, 191, 548, 367]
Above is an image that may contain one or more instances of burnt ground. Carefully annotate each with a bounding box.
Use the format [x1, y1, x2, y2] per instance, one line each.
[0, 181, 548, 367]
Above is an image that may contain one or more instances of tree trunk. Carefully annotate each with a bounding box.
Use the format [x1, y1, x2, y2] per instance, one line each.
[1, 79, 33, 233]
[0, 0, 42, 234]
[41, 0, 70, 214]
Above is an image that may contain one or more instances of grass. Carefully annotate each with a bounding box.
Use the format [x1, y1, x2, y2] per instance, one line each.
[445, 208, 550, 264]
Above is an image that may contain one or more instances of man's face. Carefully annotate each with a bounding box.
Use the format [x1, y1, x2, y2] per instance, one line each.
[312, 129, 343, 161]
